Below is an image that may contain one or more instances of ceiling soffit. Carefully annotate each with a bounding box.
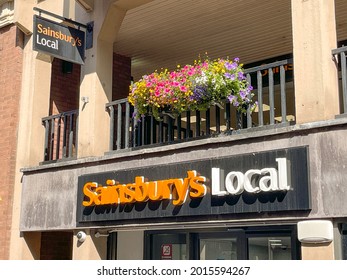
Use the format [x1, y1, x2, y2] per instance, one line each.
[113, 0, 347, 80]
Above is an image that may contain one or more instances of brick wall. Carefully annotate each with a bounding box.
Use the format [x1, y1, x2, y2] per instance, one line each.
[112, 53, 131, 100]
[49, 58, 80, 115]
[0, 24, 23, 260]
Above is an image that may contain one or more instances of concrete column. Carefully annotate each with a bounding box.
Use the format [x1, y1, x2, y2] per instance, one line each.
[291, 0, 340, 123]
[77, 2, 126, 157]
[77, 0, 154, 157]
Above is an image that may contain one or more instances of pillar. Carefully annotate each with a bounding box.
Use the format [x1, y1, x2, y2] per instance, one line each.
[291, 0, 340, 123]
[77, 2, 126, 157]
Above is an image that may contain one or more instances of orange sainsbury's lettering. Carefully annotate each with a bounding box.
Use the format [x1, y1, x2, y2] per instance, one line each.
[82, 170, 207, 206]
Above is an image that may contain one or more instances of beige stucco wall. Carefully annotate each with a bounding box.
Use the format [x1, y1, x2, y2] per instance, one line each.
[72, 230, 107, 260]
[292, 0, 340, 123]
[301, 242, 335, 260]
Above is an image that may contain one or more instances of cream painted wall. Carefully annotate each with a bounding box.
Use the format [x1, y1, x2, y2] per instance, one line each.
[301, 242, 335, 260]
[292, 0, 340, 123]
[14, 0, 66, 34]
[78, 1, 126, 157]
[117, 231, 144, 260]
[73, 230, 107, 260]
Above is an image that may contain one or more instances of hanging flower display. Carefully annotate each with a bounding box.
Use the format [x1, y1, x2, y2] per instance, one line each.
[128, 56, 255, 121]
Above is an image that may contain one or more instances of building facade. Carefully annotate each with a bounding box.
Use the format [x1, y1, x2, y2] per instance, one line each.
[1, 0, 347, 260]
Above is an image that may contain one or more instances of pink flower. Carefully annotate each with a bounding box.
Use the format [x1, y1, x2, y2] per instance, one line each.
[180, 86, 187, 92]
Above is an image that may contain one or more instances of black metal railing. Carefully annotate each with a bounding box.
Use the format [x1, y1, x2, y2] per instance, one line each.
[244, 58, 293, 127]
[332, 46, 347, 114]
[42, 110, 79, 162]
[106, 59, 294, 152]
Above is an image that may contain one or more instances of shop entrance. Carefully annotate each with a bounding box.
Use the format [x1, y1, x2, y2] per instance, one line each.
[144, 226, 300, 260]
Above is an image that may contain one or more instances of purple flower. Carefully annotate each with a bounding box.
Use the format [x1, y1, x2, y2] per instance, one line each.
[240, 90, 247, 99]
[225, 62, 238, 70]
[227, 95, 235, 102]
[224, 73, 235, 80]
[234, 57, 240, 62]
[191, 85, 210, 103]
[238, 72, 245, 81]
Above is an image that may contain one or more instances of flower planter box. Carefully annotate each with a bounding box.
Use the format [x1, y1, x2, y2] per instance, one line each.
[128, 56, 256, 121]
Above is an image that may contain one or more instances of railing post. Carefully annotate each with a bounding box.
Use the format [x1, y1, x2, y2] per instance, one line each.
[68, 113, 74, 158]
[268, 67, 275, 125]
[63, 114, 68, 158]
[125, 102, 130, 148]
[195, 110, 201, 137]
[49, 117, 55, 161]
[177, 115, 182, 140]
[257, 70, 263, 126]
[341, 51, 347, 113]
[108, 105, 114, 151]
[205, 108, 211, 136]
[280, 65, 287, 123]
[186, 111, 191, 139]
[56, 117, 61, 160]
[246, 73, 252, 128]
[43, 119, 49, 161]
[225, 101, 231, 131]
[117, 103, 122, 150]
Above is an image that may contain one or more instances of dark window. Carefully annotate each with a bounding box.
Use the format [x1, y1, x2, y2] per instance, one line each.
[40, 231, 73, 260]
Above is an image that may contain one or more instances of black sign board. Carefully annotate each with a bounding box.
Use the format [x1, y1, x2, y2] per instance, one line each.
[77, 147, 310, 225]
[33, 15, 85, 64]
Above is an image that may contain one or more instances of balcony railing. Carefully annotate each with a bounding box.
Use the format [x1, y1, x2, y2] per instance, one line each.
[42, 110, 79, 162]
[332, 46, 347, 114]
[106, 59, 294, 152]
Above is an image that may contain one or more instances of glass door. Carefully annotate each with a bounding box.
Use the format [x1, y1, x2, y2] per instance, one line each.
[198, 231, 247, 260]
[248, 236, 292, 260]
[147, 233, 187, 260]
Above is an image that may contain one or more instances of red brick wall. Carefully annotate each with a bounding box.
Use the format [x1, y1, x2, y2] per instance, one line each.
[112, 53, 131, 100]
[49, 58, 80, 115]
[0, 24, 23, 260]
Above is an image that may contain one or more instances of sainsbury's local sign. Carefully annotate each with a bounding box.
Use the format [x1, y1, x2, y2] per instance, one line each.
[33, 15, 85, 64]
[77, 147, 310, 224]
[82, 159, 290, 208]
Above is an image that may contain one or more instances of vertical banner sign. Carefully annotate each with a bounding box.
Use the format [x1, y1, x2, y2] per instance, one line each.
[33, 15, 85, 65]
